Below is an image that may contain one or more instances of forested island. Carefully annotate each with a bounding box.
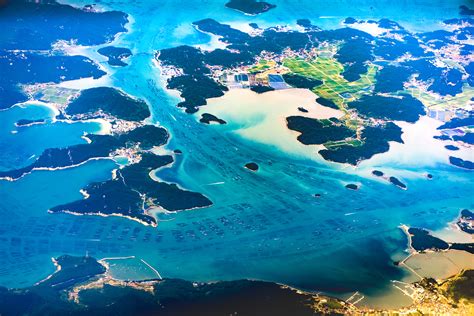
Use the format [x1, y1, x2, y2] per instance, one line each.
[225, 0, 276, 15]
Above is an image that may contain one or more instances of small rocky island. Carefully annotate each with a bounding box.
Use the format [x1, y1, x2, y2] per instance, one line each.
[345, 183, 359, 190]
[199, 113, 227, 125]
[244, 162, 259, 171]
[97, 46, 132, 66]
[225, 0, 276, 15]
[389, 176, 407, 190]
[449, 156, 474, 170]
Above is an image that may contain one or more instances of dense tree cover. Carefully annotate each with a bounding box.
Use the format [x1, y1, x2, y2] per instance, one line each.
[316, 97, 339, 109]
[0, 0, 128, 50]
[347, 94, 425, 123]
[408, 228, 449, 251]
[335, 37, 373, 82]
[167, 74, 228, 113]
[319, 123, 403, 165]
[453, 132, 474, 145]
[97, 46, 132, 66]
[66, 87, 150, 121]
[282, 73, 322, 89]
[449, 156, 474, 170]
[0, 51, 105, 110]
[286, 116, 354, 145]
[389, 176, 407, 189]
[225, 0, 276, 15]
[0, 125, 168, 180]
[438, 113, 474, 129]
[0, 256, 319, 316]
[251, 85, 275, 93]
[51, 152, 212, 225]
[200, 113, 227, 124]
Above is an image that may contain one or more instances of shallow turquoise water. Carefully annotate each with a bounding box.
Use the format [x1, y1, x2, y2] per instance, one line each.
[0, 103, 101, 171]
[0, 0, 473, 308]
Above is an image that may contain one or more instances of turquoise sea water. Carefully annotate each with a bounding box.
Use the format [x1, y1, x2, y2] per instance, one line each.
[0, 0, 473, 308]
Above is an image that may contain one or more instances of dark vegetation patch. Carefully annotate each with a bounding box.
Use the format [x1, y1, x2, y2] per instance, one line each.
[282, 73, 322, 89]
[434, 135, 451, 141]
[389, 176, 407, 189]
[225, 0, 276, 15]
[457, 209, 474, 234]
[445, 145, 459, 151]
[316, 97, 339, 109]
[319, 123, 403, 165]
[0, 51, 105, 110]
[335, 37, 373, 82]
[286, 116, 354, 145]
[374, 35, 427, 61]
[50, 153, 212, 225]
[167, 74, 229, 113]
[437, 113, 474, 129]
[449, 156, 474, 170]
[408, 228, 449, 251]
[251, 85, 275, 93]
[39, 255, 105, 290]
[445, 269, 474, 303]
[0, 0, 128, 50]
[452, 132, 474, 145]
[374, 65, 412, 93]
[0, 125, 168, 180]
[347, 94, 425, 123]
[66, 87, 150, 121]
[372, 170, 384, 177]
[244, 162, 259, 171]
[345, 184, 359, 190]
[403, 59, 464, 96]
[296, 19, 313, 29]
[0, 0, 128, 109]
[15, 118, 46, 127]
[199, 113, 227, 125]
[97, 46, 132, 66]
[460, 5, 474, 16]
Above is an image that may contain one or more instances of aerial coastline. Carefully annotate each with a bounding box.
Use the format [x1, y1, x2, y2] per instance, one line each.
[0, 0, 212, 225]
[1, 252, 473, 315]
[156, 16, 473, 168]
[0, 0, 473, 314]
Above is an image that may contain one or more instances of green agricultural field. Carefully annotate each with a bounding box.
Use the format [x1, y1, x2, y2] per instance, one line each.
[282, 56, 379, 146]
[249, 59, 276, 73]
[24, 84, 78, 106]
[405, 83, 474, 111]
[323, 138, 363, 149]
[283, 57, 377, 110]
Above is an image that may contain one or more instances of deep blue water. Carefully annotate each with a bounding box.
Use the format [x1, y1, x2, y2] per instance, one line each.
[0, 0, 473, 308]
